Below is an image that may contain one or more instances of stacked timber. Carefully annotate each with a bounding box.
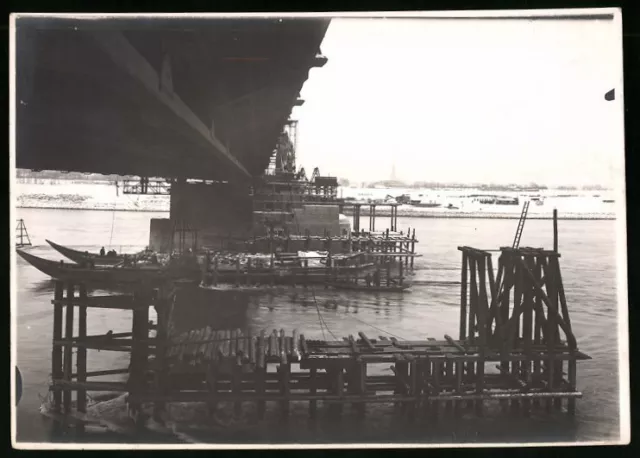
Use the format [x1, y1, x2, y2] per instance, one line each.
[165, 328, 590, 370]
[165, 328, 304, 369]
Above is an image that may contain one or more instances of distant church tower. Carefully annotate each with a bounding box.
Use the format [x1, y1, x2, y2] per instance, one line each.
[390, 162, 397, 181]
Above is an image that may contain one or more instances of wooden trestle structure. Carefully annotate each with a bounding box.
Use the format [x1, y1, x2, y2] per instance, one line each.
[247, 227, 417, 259]
[46, 245, 589, 435]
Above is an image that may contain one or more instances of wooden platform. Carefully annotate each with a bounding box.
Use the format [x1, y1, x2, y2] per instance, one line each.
[44, 244, 592, 432]
[164, 327, 590, 370]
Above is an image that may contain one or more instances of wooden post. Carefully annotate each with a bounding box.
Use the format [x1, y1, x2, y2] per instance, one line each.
[246, 258, 252, 285]
[309, 367, 318, 420]
[532, 257, 543, 408]
[553, 208, 558, 253]
[476, 256, 487, 417]
[394, 360, 409, 414]
[445, 360, 454, 412]
[76, 284, 88, 434]
[63, 283, 75, 415]
[394, 205, 398, 233]
[568, 357, 577, 415]
[421, 357, 431, 418]
[522, 256, 535, 415]
[206, 365, 218, 418]
[330, 367, 344, 417]
[410, 229, 416, 269]
[257, 331, 266, 419]
[544, 256, 560, 412]
[233, 365, 242, 417]
[408, 358, 417, 421]
[52, 282, 64, 413]
[373, 205, 376, 232]
[550, 259, 564, 411]
[460, 251, 468, 340]
[390, 206, 394, 232]
[468, 257, 477, 343]
[130, 292, 150, 428]
[280, 363, 291, 419]
[235, 258, 240, 287]
[431, 360, 441, 423]
[213, 257, 218, 286]
[500, 253, 512, 399]
[153, 295, 169, 421]
[510, 257, 522, 414]
[358, 361, 367, 418]
[454, 360, 463, 417]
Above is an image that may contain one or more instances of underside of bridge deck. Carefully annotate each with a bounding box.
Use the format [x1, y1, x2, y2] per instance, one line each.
[15, 17, 329, 182]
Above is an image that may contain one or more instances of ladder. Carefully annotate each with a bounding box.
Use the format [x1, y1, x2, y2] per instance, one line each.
[511, 200, 530, 249]
[16, 219, 32, 247]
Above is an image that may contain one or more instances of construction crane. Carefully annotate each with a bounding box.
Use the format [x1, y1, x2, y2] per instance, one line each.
[512, 200, 531, 249]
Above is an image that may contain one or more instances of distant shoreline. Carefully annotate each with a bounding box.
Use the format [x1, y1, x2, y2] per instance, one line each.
[16, 205, 616, 221]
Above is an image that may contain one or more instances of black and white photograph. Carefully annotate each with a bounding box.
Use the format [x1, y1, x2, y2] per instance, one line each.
[10, 10, 629, 448]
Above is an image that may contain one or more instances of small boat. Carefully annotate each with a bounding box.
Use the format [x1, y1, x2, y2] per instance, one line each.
[327, 282, 411, 292]
[16, 249, 197, 284]
[495, 196, 520, 205]
[46, 239, 127, 266]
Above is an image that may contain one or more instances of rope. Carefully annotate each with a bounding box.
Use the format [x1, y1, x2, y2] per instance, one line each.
[309, 287, 327, 340]
[310, 287, 339, 341]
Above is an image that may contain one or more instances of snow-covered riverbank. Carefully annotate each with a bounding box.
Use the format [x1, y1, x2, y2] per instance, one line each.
[14, 180, 618, 220]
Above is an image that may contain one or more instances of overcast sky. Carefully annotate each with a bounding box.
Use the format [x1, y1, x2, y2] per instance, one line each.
[291, 17, 623, 187]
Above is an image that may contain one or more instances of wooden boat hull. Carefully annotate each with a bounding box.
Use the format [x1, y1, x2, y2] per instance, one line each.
[17, 249, 195, 284]
[46, 239, 125, 266]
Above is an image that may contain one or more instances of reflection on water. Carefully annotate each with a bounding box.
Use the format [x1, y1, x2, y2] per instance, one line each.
[14, 208, 623, 444]
[170, 286, 251, 333]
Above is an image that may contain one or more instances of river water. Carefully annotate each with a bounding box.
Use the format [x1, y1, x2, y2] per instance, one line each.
[14, 208, 625, 445]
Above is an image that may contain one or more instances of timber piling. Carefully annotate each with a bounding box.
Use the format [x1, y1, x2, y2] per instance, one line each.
[45, 244, 589, 435]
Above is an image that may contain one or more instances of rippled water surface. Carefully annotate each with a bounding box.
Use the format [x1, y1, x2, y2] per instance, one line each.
[14, 208, 625, 445]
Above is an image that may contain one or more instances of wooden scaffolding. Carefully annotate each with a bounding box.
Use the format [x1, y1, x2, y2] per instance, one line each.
[45, 244, 589, 434]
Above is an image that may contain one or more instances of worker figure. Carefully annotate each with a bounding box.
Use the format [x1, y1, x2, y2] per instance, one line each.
[100, 246, 105, 257]
[365, 272, 372, 287]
